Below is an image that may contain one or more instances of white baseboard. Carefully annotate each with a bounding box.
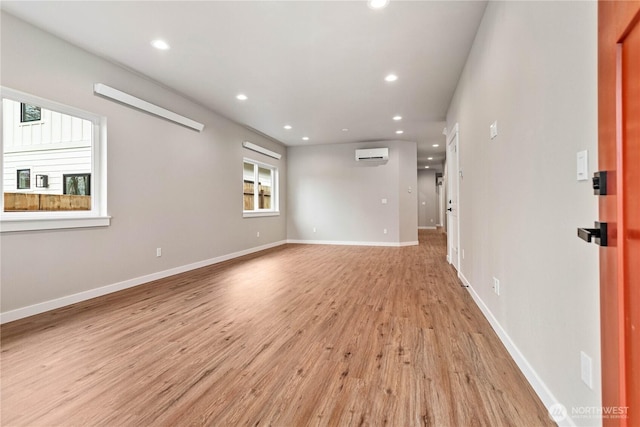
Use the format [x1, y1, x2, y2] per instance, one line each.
[459, 271, 576, 427]
[0, 240, 287, 324]
[287, 239, 418, 247]
[418, 226, 437, 230]
[459, 271, 472, 288]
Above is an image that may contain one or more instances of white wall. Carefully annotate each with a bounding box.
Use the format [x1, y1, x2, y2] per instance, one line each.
[397, 142, 418, 243]
[0, 13, 287, 316]
[446, 2, 600, 426]
[287, 140, 417, 245]
[417, 169, 437, 228]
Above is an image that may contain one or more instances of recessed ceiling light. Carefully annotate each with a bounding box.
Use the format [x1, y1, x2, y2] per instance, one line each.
[432, 144, 439, 147]
[151, 39, 170, 50]
[424, 166, 430, 169]
[428, 157, 433, 160]
[302, 136, 309, 141]
[236, 94, 248, 101]
[384, 74, 398, 82]
[284, 125, 292, 130]
[393, 115, 402, 121]
[342, 128, 349, 132]
[395, 130, 404, 134]
[368, 0, 390, 10]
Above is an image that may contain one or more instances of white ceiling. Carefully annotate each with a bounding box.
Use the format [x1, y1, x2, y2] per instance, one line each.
[1, 1, 487, 170]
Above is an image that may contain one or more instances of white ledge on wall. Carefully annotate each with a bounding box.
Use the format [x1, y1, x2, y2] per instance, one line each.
[242, 141, 282, 160]
[93, 83, 204, 132]
[0, 216, 111, 233]
[243, 211, 280, 218]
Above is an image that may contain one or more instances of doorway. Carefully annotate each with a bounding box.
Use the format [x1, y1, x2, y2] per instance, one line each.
[446, 124, 460, 270]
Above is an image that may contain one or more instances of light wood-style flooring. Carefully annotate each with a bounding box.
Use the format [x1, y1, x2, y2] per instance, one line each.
[1, 230, 553, 426]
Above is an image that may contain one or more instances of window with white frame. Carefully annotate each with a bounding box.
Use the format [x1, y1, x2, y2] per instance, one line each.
[243, 159, 278, 216]
[1, 87, 109, 232]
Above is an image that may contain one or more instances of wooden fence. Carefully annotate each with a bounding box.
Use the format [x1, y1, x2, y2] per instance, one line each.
[243, 181, 271, 210]
[4, 193, 91, 211]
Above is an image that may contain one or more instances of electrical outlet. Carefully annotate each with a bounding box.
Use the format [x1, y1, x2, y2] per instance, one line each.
[383, 228, 388, 234]
[313, 227, 316, 233]
[493, 277, 500, 295]
[490, 121, 498, 139]
[256, 231, 260, 238]
[156, 248, 162, 257]
[581, 351, 593, 389]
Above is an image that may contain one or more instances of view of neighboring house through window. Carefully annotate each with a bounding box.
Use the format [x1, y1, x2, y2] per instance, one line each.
[243, 159, 278, 215]
[16, 169, 30, 189]
[63, 173, 91, 196]
[2, 97, 94, 212]
[20, 103, 41, 122]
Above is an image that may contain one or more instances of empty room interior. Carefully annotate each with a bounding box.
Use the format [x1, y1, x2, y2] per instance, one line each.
[0, 1, 617, 426]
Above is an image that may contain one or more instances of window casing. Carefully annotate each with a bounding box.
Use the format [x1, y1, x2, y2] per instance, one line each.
[1, 87, 109, 232]
[243, 158, 279, 217]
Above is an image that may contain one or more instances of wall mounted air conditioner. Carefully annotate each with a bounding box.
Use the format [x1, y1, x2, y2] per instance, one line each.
[355, 147, 389, 161]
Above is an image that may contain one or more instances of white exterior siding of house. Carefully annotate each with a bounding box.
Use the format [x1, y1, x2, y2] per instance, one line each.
[3, 98, 91, 194]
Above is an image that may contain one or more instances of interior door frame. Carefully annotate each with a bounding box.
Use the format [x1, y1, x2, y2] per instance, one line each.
[446, 123, 460, 270]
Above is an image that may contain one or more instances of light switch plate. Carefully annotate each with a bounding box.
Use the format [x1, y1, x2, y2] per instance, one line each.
[577, 150, 588, 181]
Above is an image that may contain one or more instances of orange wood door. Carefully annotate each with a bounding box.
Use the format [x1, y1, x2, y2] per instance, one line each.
[598, 2, 640, 426]
[621, 12, 640, 425]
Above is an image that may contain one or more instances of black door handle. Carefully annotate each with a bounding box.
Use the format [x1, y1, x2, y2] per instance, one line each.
[577, 222, 608, 246]
[577, 228, 598, 242]
[447, 208, 452, 212]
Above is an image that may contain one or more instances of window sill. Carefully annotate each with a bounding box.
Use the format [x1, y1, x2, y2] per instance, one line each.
[0, 215, 111, 233]
[19, 120, 45, 126]
[243, 211, 280, 218]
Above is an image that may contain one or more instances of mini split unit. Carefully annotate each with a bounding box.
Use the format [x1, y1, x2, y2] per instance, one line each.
[355, 147, 389, 161]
